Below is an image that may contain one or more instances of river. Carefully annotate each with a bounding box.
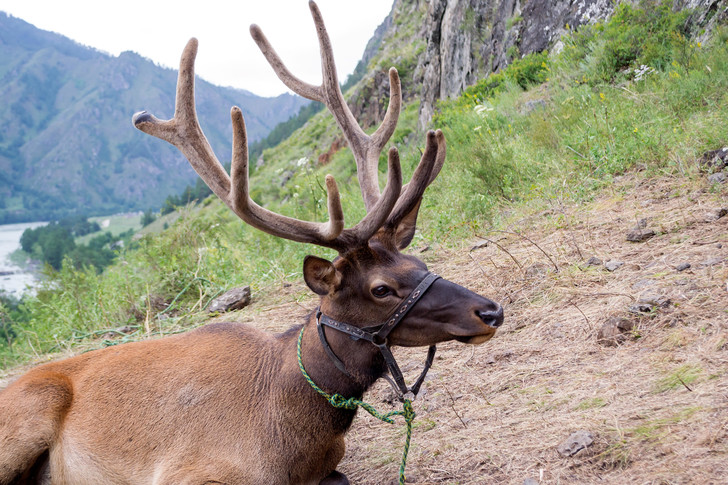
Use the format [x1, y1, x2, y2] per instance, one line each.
[0, 222, 46, 298]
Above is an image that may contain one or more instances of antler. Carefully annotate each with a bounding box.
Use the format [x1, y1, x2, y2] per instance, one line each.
[133, 0, 445, 252]
[251, 0, 443, 220]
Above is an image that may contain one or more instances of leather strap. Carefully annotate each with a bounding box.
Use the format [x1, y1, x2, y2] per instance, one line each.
[315, 273, 440, 401]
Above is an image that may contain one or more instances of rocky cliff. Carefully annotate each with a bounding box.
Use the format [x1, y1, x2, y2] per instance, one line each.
[350, 0, 728, 130]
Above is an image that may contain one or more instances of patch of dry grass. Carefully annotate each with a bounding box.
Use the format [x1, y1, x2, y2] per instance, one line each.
[334, 172, 728, 484]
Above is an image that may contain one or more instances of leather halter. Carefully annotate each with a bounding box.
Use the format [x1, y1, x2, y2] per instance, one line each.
[316, 272, 441, 402]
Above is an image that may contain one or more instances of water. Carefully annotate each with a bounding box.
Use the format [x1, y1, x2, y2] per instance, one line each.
[0, 222, 46, 298]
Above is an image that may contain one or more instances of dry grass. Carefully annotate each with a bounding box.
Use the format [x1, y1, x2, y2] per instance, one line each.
[231, 171, 727, 484]
[336, 172, 728, 484]
[1, 172, 726, 484]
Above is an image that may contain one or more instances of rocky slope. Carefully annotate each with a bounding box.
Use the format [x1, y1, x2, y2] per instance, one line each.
[345, 0, 728, 130]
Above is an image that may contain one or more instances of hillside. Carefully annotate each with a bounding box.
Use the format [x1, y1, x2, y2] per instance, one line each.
[213, 172, 728, 484]
[0, 12, 308, 223]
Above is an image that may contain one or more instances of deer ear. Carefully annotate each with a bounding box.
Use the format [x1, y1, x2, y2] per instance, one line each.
[303, 255, 341, 296]
[393, 199, 422, 250]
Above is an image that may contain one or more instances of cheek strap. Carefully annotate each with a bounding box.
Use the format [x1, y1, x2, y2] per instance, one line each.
[316, 273, 440, 401]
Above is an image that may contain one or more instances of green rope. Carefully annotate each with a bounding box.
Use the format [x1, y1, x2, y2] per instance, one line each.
[297, 327, 416, 485]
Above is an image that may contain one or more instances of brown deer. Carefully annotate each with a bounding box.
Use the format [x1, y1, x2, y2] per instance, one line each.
[0, 2, 503, 484]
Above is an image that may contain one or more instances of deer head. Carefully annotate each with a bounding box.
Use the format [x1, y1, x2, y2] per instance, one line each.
[133, 0, 503, 391]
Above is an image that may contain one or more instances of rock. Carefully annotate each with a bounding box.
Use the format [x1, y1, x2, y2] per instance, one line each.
[207, 286, 251, 313]
[632, 279, 655, 290]
[586, 256, 602, 266]
[704, 208, 728, 222]
[605, 260, 624, 272]
[699, 146, 728, 172]
[701, 257, 725, 267]
[524, 263, 551, 278]
[676, 262, 691, 272]
[628, 303, 656, 315]
[471, 240, 489, 251]
[638, 292, 670, 308]
[524, 479, 540, 485]
[626, 228, 656, 242]
[557, 430, 594, 457]
[708, 172, 726, 184]
[597, 317, 634, 346]
[626, 220, 656, 242]
[416, 0, 621, 129]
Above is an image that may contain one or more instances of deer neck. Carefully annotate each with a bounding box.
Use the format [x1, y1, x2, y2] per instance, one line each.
[297, 312, 386, 399]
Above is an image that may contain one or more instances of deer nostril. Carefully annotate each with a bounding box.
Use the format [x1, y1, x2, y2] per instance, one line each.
[476, 305, 504, 328]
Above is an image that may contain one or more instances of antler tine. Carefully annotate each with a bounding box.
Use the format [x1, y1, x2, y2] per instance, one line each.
[133, 38, 232, 203]
[134, 38, 346, 247]
[341, 147, 403, 245]
[369, 68, 402, 152]
[251, 1, 402, 212]
[385, 130, 444, 227]
[230, 108, 345, 244]
[248, 25, 324, 104]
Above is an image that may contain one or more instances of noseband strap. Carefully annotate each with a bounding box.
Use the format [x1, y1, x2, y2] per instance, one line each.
[316, 272, 441, 401]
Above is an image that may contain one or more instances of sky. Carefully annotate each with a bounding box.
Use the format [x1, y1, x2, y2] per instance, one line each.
[0, 0, 395, 98]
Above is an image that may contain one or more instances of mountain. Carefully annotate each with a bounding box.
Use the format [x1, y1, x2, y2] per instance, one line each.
[0, 12, 308, 223]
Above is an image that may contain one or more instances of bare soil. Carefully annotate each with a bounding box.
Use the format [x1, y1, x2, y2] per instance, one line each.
[2, 172, 726, 484]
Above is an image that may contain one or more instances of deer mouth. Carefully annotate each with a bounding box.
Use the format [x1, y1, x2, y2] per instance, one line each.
[457, 333, 496, 345]
[452, 324, 498, 345]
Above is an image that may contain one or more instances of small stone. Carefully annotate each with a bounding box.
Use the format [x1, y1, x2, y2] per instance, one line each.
[708, 172, 726, 184]
[557, 430, 594, 457]
[699, 147, 728, 171]
[524, 263, 550, 278]
[597, 317, 634, 346]
[626, 228, 656, 242]
[703, 208, 728, 222]
[605, 260, 624, 272]
[638, 292, 670, 308]
[701, 257, 725, 267]
[676, 262, 691, 272]
[629, 303, 655, 314]
[586, 256, 602, 266]
[207, 286, 252, 313]
[524, 479, 540, 485]
[632, 279, 655, 290]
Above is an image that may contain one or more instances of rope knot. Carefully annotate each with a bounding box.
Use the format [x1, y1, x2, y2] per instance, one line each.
[329, 394, 358, 410]
[297, 326, 419, 484]
[402, 399, 416, 423]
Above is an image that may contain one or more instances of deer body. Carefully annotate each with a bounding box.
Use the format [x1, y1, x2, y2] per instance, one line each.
[2, 321, 357, 485]
[1, 3, 504, 483]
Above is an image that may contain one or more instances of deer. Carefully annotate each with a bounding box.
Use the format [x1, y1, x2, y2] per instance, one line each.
[0, 2, 503, 484]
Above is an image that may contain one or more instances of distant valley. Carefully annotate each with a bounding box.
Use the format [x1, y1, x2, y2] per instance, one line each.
[0, 12, 308, 223]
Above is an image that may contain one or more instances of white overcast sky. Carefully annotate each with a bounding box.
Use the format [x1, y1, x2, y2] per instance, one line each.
[0, 0, 395, 97]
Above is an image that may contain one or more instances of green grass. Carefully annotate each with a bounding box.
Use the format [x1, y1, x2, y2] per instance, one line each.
[654, 364, 704, 393]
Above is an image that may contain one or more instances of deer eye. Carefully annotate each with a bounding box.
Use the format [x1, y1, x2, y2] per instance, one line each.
[371, 285, 392, 298]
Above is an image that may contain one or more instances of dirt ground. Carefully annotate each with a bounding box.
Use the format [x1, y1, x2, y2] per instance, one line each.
[2, 171, 726, 484]
[226, 171, 727, 484]
[334, 172, 728, 485]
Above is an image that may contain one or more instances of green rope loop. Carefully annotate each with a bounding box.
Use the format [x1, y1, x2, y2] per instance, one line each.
[297, 327, 416, 484]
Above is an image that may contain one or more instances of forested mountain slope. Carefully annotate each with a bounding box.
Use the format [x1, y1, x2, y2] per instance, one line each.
[0, 12, 307, 223]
